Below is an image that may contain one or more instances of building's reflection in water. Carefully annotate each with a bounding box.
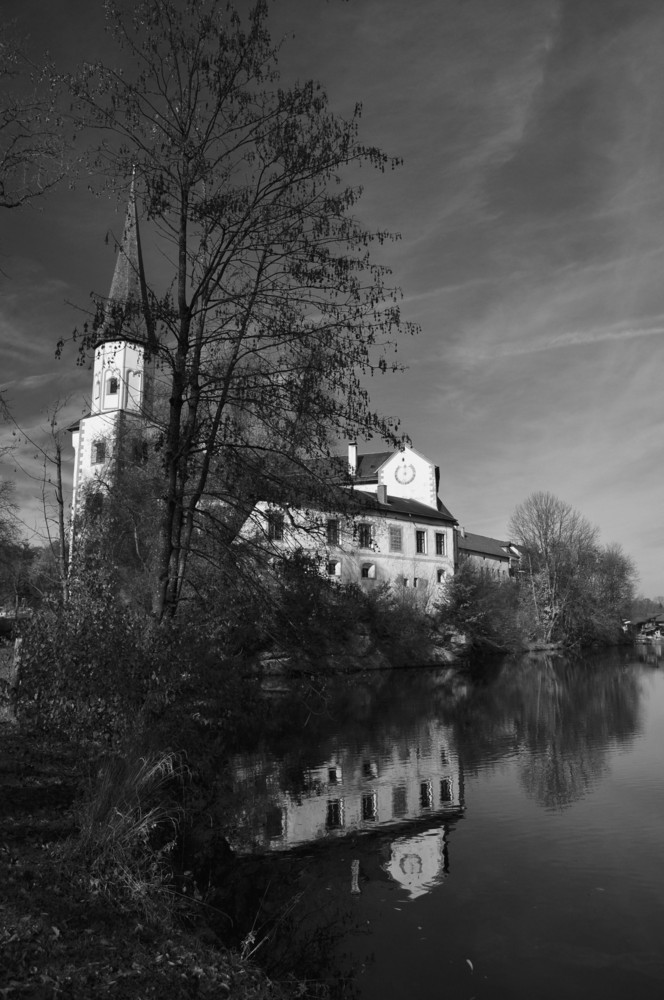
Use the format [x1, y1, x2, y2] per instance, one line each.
[229, 719, 463, 899]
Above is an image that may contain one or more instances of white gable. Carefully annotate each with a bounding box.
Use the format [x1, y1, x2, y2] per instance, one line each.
[359, 446, 439, 508]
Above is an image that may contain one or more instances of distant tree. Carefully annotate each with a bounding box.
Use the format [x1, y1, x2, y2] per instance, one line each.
[64, 0, 414, 620]
[509, 492, 598, 643]
[509, 492, 636, 645]
[1, 397, 71, 602]
[0, 26, 65, 209]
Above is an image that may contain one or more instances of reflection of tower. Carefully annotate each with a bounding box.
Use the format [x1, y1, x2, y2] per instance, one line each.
[70, 180, 154, 540]
[386, 827, 450, 899]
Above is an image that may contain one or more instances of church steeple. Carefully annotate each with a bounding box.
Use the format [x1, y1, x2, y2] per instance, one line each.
[70, 180, 156, 549]
[98, 175, 152, 346]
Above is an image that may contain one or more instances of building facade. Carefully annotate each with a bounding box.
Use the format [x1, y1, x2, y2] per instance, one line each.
[456, 529, 521, 578]
[251, 444, 458, 593]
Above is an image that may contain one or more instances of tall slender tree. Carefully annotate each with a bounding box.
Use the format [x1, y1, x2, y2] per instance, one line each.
[65, 0, 414, 619]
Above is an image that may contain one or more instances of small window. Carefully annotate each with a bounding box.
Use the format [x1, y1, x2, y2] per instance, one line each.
[416, 530, 427, 554]
[327, 560, 341, 577]
[435, 532, 445, 556]
[91, 441, 106, 465]
[437, 568, 447, 584]
[108, 376, 119, 395]
[328, 766, 341, 785]
[413, 577, 419, 589]
[402, 576, 410, 587]
[420, 780, 433, 809]
[440, 779, 453, 804]
[326, 799, 344, 829]
[358, 523, 372, 549]
[267, 512, 284, 541]
[389, 526, 403, 552]
[392, 786, 408, 818]
[361, 793, 377, 822]
[361, 563, 376, 580]
[326, 519, 339, 545]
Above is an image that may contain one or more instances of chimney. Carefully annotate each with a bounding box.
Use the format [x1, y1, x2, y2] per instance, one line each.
[377, 484, 388, 505]
[348, 441, 358, 477]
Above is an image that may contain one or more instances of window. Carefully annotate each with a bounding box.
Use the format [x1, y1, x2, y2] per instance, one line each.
[326, 519, 339, 545]
[435, 532, 445, 556]
[358, 523, 372, 548]
[420, 780, 433, 809]
[327, 560, 341, 577]
[436, 568, 447, 584]
[402, 576, 410, 587]
[388, 525, 403, 552]
[108, 376, 119, 395]
[415, 530, 427, 554]
[440, 779, 453, 804]
[91, 441, 106, 465]
[392, 786, 408, 818]
[328, 766, 341, 785]
[267, 512, 284, 541]
[326, 799, 344, 829]
[361, 793, 377, 822]
[361, 563, 376, 579]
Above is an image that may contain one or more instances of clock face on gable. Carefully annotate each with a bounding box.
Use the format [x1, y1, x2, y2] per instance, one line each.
[394, 462, 416, 485]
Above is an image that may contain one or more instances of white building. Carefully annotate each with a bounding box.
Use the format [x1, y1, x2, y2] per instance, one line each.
[250, 443, 458, 593]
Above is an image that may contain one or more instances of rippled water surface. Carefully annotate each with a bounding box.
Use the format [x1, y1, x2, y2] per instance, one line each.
[221, 647, 664, 998]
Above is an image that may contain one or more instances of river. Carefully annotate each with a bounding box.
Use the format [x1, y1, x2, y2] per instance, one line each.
[215, 645, 664, 999]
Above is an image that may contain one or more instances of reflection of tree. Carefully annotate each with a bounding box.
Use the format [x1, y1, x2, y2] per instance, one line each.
[448, 649, 643, 810]
[519, 740, 607, 809]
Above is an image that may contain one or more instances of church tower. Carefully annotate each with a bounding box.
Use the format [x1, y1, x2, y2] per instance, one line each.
[70, 180, 154, 530]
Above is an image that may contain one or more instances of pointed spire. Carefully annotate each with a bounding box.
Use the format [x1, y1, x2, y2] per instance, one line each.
[98, 173, 152, 345]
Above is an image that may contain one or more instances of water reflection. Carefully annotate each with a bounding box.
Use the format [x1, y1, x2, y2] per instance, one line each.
[448, 652, 642, 809]
[218, 650, 656, 998]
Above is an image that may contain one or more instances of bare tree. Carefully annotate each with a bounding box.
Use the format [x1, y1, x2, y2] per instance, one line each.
[0, 395, 71, 602]
[64, 0, 415, 619]
[509, 492, 599, 643]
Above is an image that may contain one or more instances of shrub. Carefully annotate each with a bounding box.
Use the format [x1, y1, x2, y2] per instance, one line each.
[63, 749, 189, 925]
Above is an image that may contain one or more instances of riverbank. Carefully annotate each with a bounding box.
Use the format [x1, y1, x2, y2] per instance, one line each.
[0, 724, 293, 999]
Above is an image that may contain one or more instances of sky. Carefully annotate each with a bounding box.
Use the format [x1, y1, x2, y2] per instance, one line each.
[1, 0, 664, 595]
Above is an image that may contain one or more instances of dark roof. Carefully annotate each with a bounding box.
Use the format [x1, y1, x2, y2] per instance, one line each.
[97, 179, 152, 347]
[354, 451, 393, 481]
[458, 531, 517, 560]
[355, 491, 456, 525]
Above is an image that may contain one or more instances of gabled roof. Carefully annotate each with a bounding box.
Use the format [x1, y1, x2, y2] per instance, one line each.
[354, 451, 393, 481]
[355, 491, 457, 525]
[97, 178, 152, 347]
[458, 531, 517, 560]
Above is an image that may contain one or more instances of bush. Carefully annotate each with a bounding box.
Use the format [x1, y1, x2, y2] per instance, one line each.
[63, 749, 189, 925]
[439, 562, 522, 652]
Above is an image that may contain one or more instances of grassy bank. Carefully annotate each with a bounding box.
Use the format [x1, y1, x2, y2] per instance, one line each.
[0, 726, 295, 1000]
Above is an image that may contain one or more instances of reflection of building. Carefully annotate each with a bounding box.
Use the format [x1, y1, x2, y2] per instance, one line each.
[230, 720, 463, 896]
